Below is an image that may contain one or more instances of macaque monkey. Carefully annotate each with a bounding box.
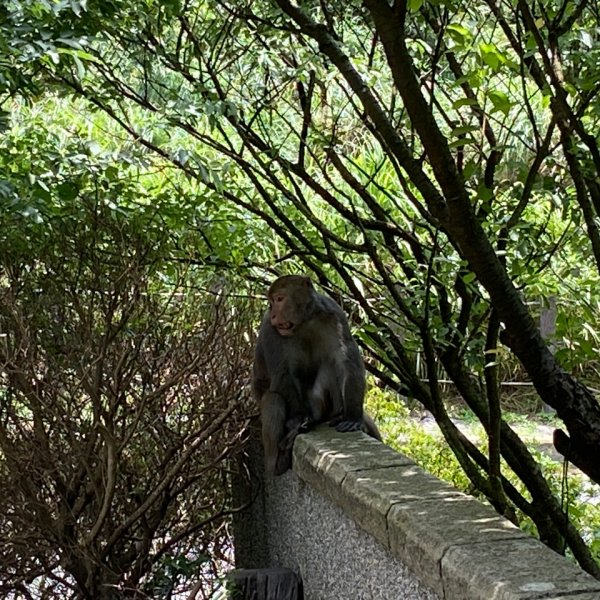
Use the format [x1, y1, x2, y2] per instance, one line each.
[252, 275, 381, 475]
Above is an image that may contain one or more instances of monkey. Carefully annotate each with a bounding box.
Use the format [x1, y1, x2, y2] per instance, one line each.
[252, 274, 381, 475]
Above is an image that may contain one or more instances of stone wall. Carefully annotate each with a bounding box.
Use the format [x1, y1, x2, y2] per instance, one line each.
[233, 426, 600, 600]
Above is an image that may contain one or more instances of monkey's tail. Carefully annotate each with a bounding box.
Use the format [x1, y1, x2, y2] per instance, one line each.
[363, 412, 382, 441]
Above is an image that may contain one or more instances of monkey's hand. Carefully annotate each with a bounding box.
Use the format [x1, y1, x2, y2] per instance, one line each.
[297, 417, 314, 434]
[279, 417, 315, 452]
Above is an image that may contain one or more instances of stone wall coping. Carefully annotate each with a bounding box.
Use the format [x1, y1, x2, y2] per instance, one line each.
[292, 427, 600, 600]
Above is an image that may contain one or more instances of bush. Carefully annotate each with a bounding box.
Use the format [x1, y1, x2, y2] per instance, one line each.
[0, 199, 255, 599]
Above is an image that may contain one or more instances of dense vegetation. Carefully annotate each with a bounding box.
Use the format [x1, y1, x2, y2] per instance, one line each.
[3, 0, 600, 596]
[0, 105, 258, 598]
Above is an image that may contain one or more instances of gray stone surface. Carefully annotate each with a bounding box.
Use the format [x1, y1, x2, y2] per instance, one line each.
[388, 496, 530, 597]
[231, 426, 269, 569]
[443, 538, 600, 599]
[226, 567, 303, 600]
[235, 426, 600, 600]
[340, 464, 464, 547]
[264, 469, 440, 600]
[293, 426, 412, 501]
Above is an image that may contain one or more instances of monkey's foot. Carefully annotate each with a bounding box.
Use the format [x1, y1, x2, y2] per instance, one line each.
[331, 419, 363, 433]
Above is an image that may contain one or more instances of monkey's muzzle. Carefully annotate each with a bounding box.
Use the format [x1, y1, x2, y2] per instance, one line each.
[274, 322, 296, 336]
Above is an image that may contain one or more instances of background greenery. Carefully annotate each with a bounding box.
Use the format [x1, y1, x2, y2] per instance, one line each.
[3, 0, 600, 597]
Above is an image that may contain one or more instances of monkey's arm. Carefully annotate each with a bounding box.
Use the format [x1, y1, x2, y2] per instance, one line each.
[252, 334, 270, 401]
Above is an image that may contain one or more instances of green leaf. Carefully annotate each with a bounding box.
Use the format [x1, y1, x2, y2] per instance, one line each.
[57, 48, 99, 63]
[462, 159, 478, 180]
[449, 137, 477, 148]
[479, 43, 506, 71]
[452, 97, 479, 110]
[56, 182, 79, 200]
[447, 24, 472, 47]
[451, 125, 479, 137]
[487, 90, 511, 115]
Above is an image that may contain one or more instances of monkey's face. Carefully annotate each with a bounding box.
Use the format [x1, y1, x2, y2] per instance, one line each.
[267, 276, 313, 337]
[269, 291, 297, 336]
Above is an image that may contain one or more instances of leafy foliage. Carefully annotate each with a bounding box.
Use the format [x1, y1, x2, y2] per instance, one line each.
[4, 0, 600, 583]
[0, 109, 255, 599]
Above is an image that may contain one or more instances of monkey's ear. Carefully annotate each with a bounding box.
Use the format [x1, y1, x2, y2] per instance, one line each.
[301, 276, 314, 289]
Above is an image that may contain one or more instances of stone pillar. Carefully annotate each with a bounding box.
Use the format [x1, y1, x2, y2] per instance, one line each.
[231, 421, 269, 568]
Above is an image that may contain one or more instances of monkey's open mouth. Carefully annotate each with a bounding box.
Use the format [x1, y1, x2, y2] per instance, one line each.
[276, 323, 295, 336]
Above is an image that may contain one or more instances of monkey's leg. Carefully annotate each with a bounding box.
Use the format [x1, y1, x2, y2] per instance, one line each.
[260, 391, 287, 475]
[330, 358, 366, 433]
[275, 416, 314, 474]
